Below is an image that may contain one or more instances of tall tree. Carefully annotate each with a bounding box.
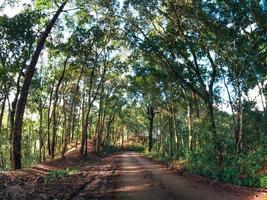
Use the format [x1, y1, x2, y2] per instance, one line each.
[12, 1, 67, 169]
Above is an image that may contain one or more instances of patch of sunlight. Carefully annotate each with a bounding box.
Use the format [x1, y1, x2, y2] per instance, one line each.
[116, 184, 151, 192]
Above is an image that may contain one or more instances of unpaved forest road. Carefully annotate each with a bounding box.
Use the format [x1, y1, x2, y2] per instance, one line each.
[113, 152, 266, 200]
[0, 151, 266, 200]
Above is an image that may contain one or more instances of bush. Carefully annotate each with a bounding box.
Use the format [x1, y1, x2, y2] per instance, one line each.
[102, 144, 145, 155]
[144, 150, 174, 163]
[22, 154, 39, 168]
[44, 168, 79, 184]
[259, 176, 267, 188]
[144, 147, 266, 188]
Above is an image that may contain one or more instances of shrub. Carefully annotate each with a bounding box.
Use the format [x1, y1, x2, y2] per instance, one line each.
[44, 168, 79, 184]
[102, 144, 145, 155]
[259, 176, 267, 188]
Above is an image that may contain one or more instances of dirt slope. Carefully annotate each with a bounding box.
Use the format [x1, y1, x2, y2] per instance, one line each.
[0, 141, 116, 200]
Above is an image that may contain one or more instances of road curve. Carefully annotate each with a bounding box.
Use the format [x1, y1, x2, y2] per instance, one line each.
[112, 152, 265, 200]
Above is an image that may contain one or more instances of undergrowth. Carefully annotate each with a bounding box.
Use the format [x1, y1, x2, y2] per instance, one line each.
[44, 168, 79, 184]
[101, 144, 145, 155]
[144, 150, 267, 188]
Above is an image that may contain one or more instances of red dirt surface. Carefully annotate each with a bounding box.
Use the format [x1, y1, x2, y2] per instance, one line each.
[0, 145, 266, 200]
[0, 141, 117, 200]
[112, 152, 266, 200]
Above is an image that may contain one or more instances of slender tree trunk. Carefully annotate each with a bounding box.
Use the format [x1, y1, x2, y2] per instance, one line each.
[10, 73, 22, 135]
[42, 147, 45, 162]
[71, 115, 75, 142]
[85, 112, 92, 155]
[148, 118, 153, 151]
[169, 113, 174, 157]
[61, 97, 69, 157]
[11, 1, 67, 169]
[106, 114, 115, 145]
[82, 103, 94, 155]
[171, 101, 179, 156]
[94, 64, 107, 155]
[0, 96, 6, 132]
[0, 96, 6, 169]
[9, 72, 22, 169]
[182, 89, 194, 152]
[147, 106, 155, 152]
[34, 128, 37, 156]
[80, 87, 86, 154]
[96, 83, 104, 154]
[192, 90, 200, 118]
[236, 105, 243, 155]
[70, 66, 84, 142]
[38, 104, 43, 162]
[207, 99, 223, 167]
[51, 102, 58, 159]
[257, 82, 266, 111]
[51, 56, 69, 159]
[81, 66, 96, 155]
[47, 84, 54, 156]
[187, 101, 193, 151]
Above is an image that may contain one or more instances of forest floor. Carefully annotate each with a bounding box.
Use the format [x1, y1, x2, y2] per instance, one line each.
[0, 144, 266, 200]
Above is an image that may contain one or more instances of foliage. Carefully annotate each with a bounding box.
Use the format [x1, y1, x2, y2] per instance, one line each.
[44, 168, 79, 184]
[144, 150, 173, 163]
[144, 148, 267, 188]
[102, 144, 145, 155]
[0, 0, 266, 189]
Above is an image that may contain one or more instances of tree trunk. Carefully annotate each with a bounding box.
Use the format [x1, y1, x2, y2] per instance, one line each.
[61, 97, 69, 157]
[80, 88, 86, 155]
[70, 66, 84, 142]
[51, 55, 69, 159]
[148, 118, 153, 152]
[38, 104, 43, 162]
[96, 83, 104, 155]
[11, 1, 67, 169]
[10, 72, 22, 169]
[169, 114, 174, 157]
[187, 101, 193, 151]
[80, 65, 96, 155]
[236, 105, 243, 155]
[10, 73, 22, 135]
[47, 84, 54, 156]
[0, 96, 6, 132]
[147, 106, 155, 152]
[81, 117, 89, 155]
[95, 64, 107, 155]
[207, 100, 223, 167]
[171, 101, 179, 156]
[106, 114, 115, 145]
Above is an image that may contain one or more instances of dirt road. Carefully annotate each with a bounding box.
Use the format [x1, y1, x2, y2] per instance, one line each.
[0, 150, 266, 200]
[112, 152, 266, 200]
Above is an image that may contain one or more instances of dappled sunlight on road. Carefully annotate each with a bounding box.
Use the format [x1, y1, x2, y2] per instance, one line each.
[110, 152, 266, 200]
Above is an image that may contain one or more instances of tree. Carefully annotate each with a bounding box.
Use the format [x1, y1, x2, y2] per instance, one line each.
[12, 1, 67, 169]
